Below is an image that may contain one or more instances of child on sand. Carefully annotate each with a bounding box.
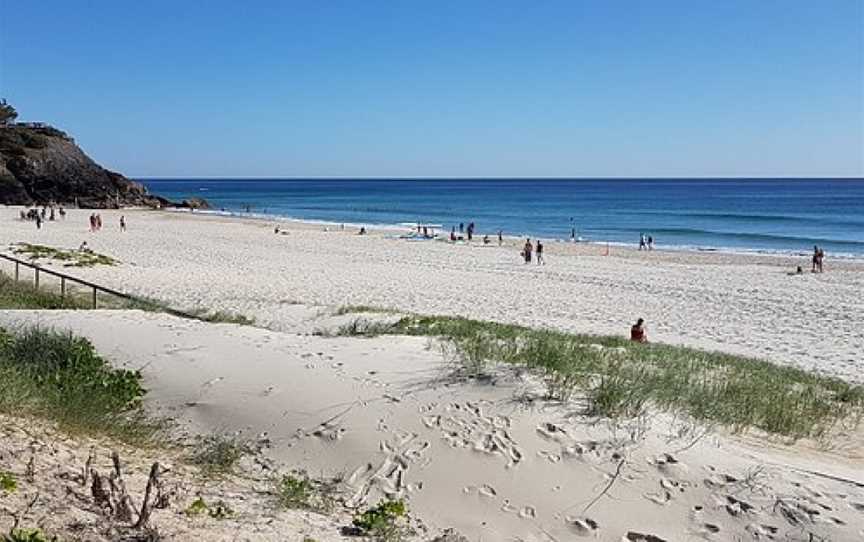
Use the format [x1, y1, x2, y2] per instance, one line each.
[630, 318, 648, 343]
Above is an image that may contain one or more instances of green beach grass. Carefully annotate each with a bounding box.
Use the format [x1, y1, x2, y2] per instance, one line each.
[12, 243, 118, 267]
[0, 325, 165, 445]
[0, 269, 254, 324]
[335, 315, 864, 440]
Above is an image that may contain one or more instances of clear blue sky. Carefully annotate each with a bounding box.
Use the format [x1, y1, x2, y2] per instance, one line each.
[1, 0, 862, 178]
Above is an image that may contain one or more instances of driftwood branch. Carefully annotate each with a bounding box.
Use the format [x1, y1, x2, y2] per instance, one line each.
[111, 451, 136, 522]
[133, 462, 161, 529]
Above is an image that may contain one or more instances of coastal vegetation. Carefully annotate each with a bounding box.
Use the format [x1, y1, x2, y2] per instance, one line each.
[0, 325, 164, 445]
[0, 272, 90, 309]
[12, 243, 118, 267]
[352, 499, 411, 542]
[275, 472, 339, 514]
[335, 315, 864, 440]
[189, 434, 254, 476]
[0, 268, 255, 326]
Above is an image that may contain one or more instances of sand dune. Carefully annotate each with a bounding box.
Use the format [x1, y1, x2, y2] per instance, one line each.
[2, 310, 862, 541]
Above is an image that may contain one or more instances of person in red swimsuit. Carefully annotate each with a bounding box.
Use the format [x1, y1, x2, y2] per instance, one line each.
[630, 318, 647, 343]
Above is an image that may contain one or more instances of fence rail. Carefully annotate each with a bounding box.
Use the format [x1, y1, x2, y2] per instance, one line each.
[0, 253, 194, 318]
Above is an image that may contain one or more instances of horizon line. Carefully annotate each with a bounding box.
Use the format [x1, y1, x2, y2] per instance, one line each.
[135, 176, 864, 181]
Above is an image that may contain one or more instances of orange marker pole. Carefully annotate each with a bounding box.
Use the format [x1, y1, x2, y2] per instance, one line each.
[605, 242, 609, 256]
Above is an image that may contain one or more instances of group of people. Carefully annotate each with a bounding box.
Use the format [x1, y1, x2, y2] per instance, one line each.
[20, 205, 66, 229]
[88, 213, 104, 232]
[521, 238, 544, 264]
[638, 233, 655, 250]
[88, 213, 126, 232]
[458, 222, 476, 241]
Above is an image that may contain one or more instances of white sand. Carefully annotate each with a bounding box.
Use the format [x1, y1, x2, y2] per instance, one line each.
[1, 310, 862, 541]
[1, 206, 862, 381]
[2, 205, 863, 539]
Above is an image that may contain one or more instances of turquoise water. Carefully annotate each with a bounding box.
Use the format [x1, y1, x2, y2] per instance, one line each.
[142, 179, 864, 257]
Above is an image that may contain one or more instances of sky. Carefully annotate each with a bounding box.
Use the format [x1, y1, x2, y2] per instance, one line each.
[1, 0, 862, 178]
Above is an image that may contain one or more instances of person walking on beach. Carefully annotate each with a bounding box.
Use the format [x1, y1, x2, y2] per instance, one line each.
[120, 215, 126, 232]
[498, 230, 503, 246]
[630, 318, 648, 343]
[816, 246, 825, 273]
[459, 222, 464, 234]
[536, 240, 544, 265]
[812, 245, 820, 272]
[639, 233, 647, 250]
[648, 235, 654, 250]
[522, 239, 533, 263]
[35, 213, 42, 230]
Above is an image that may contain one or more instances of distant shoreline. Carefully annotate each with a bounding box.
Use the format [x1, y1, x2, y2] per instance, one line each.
[159, 206, 864, 263]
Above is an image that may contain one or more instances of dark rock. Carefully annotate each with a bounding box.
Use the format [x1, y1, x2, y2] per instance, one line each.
[178, 197, 211, 210]
[0, 124, 176, 208]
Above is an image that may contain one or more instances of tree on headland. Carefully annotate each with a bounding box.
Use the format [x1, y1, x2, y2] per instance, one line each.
[0, 99, 18, 125]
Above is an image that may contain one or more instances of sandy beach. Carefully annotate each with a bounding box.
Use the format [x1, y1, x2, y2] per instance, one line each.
[1, 206, 864, 540]
[1, 206, 862, 382]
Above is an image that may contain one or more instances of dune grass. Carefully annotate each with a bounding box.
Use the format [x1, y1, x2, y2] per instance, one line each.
[332, 304, 393, 316]
[0, 270, 255, 326]
[0, 272, 91, 309]
[336, 315, 864, 440]
[12, 243, 117, 267]
[0, 325, 166, 445]
[189, 433, 254, 475]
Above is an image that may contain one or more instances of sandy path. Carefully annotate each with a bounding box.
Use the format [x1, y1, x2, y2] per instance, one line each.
[1, 207, 861, 381]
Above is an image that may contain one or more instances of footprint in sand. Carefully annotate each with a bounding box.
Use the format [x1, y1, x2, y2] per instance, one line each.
[698, 523, 720, 536]
[644, 490, 672, 506]
[425, 403, 522, 468]
[624, 532, 668, 542]
[724, 495, 754, 517]
[651, 453, 688, 478]
[311, 422, 346, 441]
[478, 484, 497, 498]
[703, 472, 738, 489]
[518, 505, 537, 519]
[565, 516, 599, 537]
[537, 450, 561, 463]
[850, 501, 864, 512]
[744, 523, 778, 538]
[346, 432, 430, 508]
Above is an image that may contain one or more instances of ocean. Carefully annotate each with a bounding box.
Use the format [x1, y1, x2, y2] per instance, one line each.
[142, 179, 864, 258]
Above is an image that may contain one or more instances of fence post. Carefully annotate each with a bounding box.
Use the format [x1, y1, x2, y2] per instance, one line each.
[15, 261, 19, 281]
[35, 268, 39, 289]
[61, 277, 66, 299]
[92, 287, 97, 309]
